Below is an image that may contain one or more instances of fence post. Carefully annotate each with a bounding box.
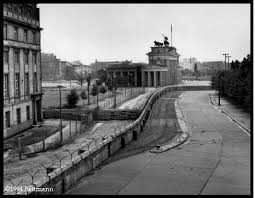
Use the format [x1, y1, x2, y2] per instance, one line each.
[80, 114, 82, 133]
[42, 128, 45, 151]
[69, 121, 72, 139]
[76, 113, 78, 134]
[18, 137, 22, 160]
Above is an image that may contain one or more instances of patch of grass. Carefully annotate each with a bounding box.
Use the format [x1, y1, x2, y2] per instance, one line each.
[4, 125, 66, 148]
[42, 89, 123, 109]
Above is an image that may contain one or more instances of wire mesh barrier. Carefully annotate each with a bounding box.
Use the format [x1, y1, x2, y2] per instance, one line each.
[4, 85, 177, 195]
[4, 119, 134, 194]
[98, 87, 145, 109]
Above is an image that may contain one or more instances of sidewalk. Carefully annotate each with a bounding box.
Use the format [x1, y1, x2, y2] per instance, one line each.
[209, 92, 250, 132]
[67, 90, 250, 195]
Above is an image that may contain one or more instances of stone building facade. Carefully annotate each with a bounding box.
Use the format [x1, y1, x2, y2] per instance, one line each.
[71, 60, 92, 75]
[90, 60, 131, 74]
[106, 40, 182, 87]
[3, 3, 43, 138]
[41, 53, 61, 80]
[179, 57, 198, 70]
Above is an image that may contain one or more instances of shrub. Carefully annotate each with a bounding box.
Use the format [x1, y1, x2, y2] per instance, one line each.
[99, 85, 106, 94]
[66, 89, 79, 107]
[80, 90, 87, 100]
[90, 84, 98, 96]
[80, 90, 87, 106]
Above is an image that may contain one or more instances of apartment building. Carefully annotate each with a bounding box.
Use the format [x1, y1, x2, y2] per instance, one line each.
[3, 3, 43, 138]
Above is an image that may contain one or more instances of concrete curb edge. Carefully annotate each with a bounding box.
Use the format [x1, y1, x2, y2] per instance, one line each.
[150, 93, 191, 153]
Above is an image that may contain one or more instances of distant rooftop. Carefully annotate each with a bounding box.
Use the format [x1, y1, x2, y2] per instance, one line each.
[71, 60, 84, 65]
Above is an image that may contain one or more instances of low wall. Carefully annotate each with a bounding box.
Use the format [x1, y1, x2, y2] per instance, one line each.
[16, 85, 210, 195]
[43, 109, 94, 123]
[174, 85, 211, 91]
[94, 109, 141, 121]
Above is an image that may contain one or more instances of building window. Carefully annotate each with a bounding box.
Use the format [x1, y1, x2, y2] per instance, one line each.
[32, 52, 37, 65]
[7, 4, 12, 11]
[17, 108, 21, 124]
[32, 31, 36, 44]
[5, 111, 10, 128]
[14, 50, 20, 64]
[4, 74, 9, 99]
[33, 72, 37, 93]
[15, 73, 20, 96]
[17, 5, 22, 14]
[24, 51, 29, 65]
[24, 73, 29, 95]
[4, 24, 7, 39]
[14, 27, 18, 40]
[13, 4, 18, 12]
[4, 50, 9, 64]
[24, 29, 27, 42]
[26, 106, 30, 120]
[27, 9, 32, 18]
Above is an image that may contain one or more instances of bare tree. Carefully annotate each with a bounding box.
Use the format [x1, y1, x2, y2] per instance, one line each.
[75, 72, 86, 90]
[85, 73, 92, 105]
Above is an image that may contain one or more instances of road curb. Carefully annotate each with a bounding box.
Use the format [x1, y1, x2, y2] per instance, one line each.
[208, 94, 250, 135]
[150, 94, 191, 153]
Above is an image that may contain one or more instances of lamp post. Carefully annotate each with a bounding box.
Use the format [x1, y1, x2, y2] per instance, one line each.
[38, 124, 45, 150]
[57, 85, 64, 145]
[218, 53, 229, 106]
[129, 72, 134, 97]
[218, 71, 221, 106]
[96, 80, 99, 108]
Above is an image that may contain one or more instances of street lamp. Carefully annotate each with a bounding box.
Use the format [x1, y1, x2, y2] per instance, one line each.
[57, 85, 64, 145]
[129, 72, 134, 97]
[218, 71, 222, 106]
[95, 79, 99, 108]
[38, 124, 45, 150]
[218, 53, 229, 106]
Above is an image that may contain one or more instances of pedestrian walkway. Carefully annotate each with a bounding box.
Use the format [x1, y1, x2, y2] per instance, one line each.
[66, 90, 250, 195]
[209, 92, 250, 132]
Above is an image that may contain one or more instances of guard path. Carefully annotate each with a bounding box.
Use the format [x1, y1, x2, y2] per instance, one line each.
[66, 90, 250, 195]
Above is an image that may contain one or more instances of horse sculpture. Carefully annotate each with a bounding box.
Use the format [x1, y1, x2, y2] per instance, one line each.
[154, 41, 163, 47]
[164, 40, 169, 46]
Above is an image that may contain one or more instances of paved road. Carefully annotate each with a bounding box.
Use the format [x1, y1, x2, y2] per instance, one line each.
[99, 91, 181, 164]
[66, 90, 250, 195]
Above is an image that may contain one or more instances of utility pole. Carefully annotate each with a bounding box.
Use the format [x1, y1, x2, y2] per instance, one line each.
[222, 53, 229, 70]
[171, 24, 173, 47]
[218, 72, 221, 106]
[218, 53, 229, 106]
[226, 55, 231, 70]
[57, 85, 63, 145]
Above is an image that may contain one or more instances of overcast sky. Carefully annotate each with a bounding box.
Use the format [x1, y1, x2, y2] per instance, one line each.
[38, 4, 250, 65]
